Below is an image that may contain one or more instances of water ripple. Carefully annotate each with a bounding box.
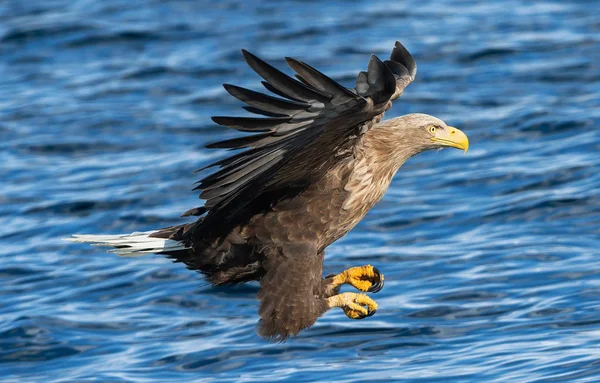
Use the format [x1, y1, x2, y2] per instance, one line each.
[1, 0, 599, 381]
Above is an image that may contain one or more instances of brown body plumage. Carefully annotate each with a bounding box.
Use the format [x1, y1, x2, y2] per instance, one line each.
[69, 41, 469, 341]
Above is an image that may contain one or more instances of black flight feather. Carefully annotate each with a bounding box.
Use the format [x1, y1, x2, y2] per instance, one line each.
[389, 41, 417, 80]
[223, 84, 310, 115]
[285, 57, 357, 103]
[241, 49, 331, 103]
[261, 81, 307, 103]
[211, 116, 291, 132]
[205, 132, 274, 149]
[243, 106, 288, 117]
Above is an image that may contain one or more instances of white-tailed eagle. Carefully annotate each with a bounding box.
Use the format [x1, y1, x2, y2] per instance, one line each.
[69, 41, 469, 341]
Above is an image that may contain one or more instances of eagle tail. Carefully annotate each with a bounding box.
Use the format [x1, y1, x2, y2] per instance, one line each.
[65, 230, 189, 257]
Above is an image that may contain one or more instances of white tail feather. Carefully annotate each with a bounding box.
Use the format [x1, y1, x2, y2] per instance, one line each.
[65, 230, 188, 257]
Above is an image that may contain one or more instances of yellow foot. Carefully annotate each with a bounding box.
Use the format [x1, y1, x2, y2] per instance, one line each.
[332, 265, 384, 293]
[327, 292, 378, 320]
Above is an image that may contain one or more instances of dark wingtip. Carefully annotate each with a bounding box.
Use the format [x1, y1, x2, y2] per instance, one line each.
[241, 49, 261, 66]
[369, 53, 382, 65]
[368, 54, 387, 74]
[205, 140, 227, 149]
[181, 206, 207, 217]
[366, 54, 384, 82]
[211, 116, 225, 125]
[391, 41, 417, 80]
[355, 71, 369, 96]
[240, 49, 252, 63]
[366, 54, 396, 103]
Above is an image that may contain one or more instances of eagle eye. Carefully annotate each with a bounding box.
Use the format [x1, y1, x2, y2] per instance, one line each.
[428, 125, 437, 134]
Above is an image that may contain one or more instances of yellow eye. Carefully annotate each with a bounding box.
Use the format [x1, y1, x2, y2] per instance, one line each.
[428, 126, 436, 134]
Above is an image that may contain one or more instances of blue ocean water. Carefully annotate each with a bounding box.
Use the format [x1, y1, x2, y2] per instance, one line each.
[1, 0, 599, 381]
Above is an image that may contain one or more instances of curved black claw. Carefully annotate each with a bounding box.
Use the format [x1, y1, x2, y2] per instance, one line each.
[367, 267, 384, 293]
[355, 308, 377, 320]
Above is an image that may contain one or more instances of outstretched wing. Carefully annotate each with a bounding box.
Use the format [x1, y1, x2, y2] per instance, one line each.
[357, 41, 417, 101]
[193, 41, 416, 229]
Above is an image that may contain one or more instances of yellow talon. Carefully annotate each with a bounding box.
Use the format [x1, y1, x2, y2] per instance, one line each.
[327, 292, 378, 320]
[332, 264, 384, 293]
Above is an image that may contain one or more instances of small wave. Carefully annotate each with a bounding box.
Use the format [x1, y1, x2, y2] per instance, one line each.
[24, 199, 139, 216]
[458, 47, 518, 63]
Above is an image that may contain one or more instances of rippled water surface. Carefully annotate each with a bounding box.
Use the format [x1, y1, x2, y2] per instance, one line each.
[2, 0, 600, 381]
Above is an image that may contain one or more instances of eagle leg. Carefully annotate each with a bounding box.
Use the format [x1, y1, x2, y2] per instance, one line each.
[327, 292, 378, 319]
[329, 264, 385, 294]
[257, 243, 331, 341]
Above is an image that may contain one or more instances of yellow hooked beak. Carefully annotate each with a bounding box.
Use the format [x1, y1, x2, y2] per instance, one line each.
[430, 126, 469, 153]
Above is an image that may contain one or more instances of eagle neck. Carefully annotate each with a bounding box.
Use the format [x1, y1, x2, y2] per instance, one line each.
[363, 120, 419, 177]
